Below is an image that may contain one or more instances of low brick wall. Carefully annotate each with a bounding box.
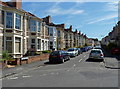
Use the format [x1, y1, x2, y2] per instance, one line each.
[0, 61, 7, 69]
[19, 53, 49, 65]
[1, 53, 50, 69]
[28, 53, 49, 63]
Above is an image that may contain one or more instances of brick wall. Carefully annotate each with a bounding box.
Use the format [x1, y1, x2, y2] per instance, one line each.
[1, 53, 50, 69]
[19, 53, 49, 65]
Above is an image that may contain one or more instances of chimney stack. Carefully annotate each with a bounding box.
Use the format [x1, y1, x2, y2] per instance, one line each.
[6, 0, 22, 9]
[43, 15, 51, 25]
[70, 25, 72, 31]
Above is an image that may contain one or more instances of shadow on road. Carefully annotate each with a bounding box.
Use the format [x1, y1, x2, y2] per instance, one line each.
[44, 61, 63, 65]
[86, 58, 104, 62]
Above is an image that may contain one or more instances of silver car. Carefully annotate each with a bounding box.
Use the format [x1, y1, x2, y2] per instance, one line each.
[89, 49, 104, 59]
[67, 48, 78, 57]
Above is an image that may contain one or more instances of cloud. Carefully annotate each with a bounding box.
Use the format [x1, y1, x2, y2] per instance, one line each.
[48, 8, 84, 16]
[105, 2, 118, 12]
[46, 2, 84, 16]
[87, 14, 117, 24]
[47, 7, 84, 16]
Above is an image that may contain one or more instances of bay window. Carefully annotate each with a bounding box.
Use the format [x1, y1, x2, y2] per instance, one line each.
[15, 13, 21, 29]
[30, 20, 36, 32]
[37, 39, 41, 50]
[15, 37, 21, 53]
[38, 22, 41, 32]
[6, 37, 12, 53]
[31, 39, 36, 49]
[6, 12, 13, 28]
[58, 30, 60, 37]
[2, 10, 4, 25]
[49, 27, 53, 36]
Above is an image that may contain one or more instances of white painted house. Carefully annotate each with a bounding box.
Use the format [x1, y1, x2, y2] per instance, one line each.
[48, 26, 57, 50]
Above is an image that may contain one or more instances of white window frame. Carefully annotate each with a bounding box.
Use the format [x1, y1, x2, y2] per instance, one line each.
[5, 12, 14, 29]
[30, 20, 37, 32]
[15, 13, 21, 30]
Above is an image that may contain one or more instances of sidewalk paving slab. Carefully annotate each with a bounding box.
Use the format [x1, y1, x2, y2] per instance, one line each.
[104, 57, 120, 69]
[1, 59, 48, 78]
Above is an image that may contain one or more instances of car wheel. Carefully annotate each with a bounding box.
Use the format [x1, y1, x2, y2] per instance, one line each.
[68, 57, 70, 60]
[61, 58, 65, 63]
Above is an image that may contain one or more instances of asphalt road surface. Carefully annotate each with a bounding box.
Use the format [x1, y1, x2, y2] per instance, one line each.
[2, 50, 118, 87]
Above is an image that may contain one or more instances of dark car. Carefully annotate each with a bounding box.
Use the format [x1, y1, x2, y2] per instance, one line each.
[81, 47, 88, 52]
[49, 51, 70, 63]
[111, 48, 120, 55]
[76, 48, 82, 55]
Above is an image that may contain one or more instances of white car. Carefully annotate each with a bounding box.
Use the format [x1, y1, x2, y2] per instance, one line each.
[94, 46, 101, 49]
[67, 48, 78, 57]
[89, 49, 104, 60]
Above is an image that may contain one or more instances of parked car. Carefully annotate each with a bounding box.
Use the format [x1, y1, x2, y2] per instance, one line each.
[94, 46, 102, 49]
[87, 46, 93, 50]
[76, 48, 82, 55]
[111, 48, 120, 55]
[67, 48, 78, 57]
[49, 51, 70, 63]
[81, 47, 85, 52]
[89, 49, 104, 60]
[81, 47, 88, 52]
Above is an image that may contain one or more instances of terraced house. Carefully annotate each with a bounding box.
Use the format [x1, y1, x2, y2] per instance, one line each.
[43, 16, 66, 50]
[1, 0, 24, 58]
[0, 6, 3, 59]
[101, 21, 120, 47]
[1, 0, 50, 58]
[64, 25, 74, 48]
[1, 0, 95, 59]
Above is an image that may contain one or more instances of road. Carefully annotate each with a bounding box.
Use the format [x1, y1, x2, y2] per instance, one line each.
[2, 50, 118, 87]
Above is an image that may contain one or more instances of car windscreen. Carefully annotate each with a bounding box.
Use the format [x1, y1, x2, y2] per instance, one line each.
[91, 50, 101, 54]
[50, 51, 60, 56]
[94, 47, 101, 49]
[68, 49, 74, 51]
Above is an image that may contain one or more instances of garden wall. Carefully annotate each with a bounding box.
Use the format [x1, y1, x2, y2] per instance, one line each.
[1, 53, 49, 69]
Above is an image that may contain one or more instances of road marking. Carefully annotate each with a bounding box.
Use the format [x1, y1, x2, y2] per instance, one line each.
[73, 64, 76, 67]
[39, 75, 43, 76]
[56, 72, 59, 75]
[40, 74, 47, 76]
[66, 64, 76, 72]
[43, 74, 47, 76]
[79, 59, 82, 62]
[9, 77, 18, 80]
[22, 75, 31, 78]
[50, 73, 55, 75]
[66, 70, 70, 71]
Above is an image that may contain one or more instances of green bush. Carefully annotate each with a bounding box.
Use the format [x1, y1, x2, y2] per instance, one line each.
[107, 43, 118, 51]
[42, 50, 51, 53]
[35, 52, 42, 55]
[2, 51, 11, 60]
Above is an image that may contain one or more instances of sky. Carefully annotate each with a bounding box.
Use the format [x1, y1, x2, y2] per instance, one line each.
[21, 1, 118, 40]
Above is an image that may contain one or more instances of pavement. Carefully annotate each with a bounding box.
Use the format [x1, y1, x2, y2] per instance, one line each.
[1, 60, 48, 79]
[102, 49, 120, 69]
[104, 57, 120, 69]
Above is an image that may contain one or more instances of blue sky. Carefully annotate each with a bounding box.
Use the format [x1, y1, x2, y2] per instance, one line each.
[22, 1, 118, 40]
